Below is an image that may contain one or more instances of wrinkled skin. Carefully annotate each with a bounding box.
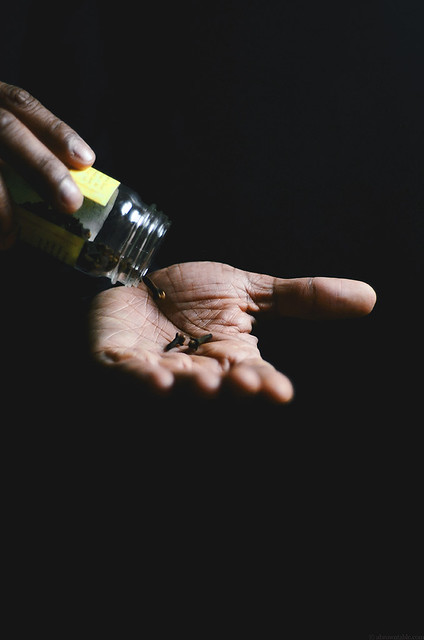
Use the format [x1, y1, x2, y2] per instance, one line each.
[89, 261, 376, 403]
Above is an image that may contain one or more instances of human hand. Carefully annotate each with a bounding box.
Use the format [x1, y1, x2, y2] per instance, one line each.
[0, 81, 95, 249]
[89, 261, 376, 403]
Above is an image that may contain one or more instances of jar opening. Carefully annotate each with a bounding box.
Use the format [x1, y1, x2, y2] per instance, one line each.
[111, 209, 170, 286]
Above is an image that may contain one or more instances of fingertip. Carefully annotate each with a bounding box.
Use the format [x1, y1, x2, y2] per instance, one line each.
[360, 282, 377, 315]
[57, 174, 84, 213]
[195, 371, 221, 396]
[228, 365, 294, 404]
[228, 365, 262, 394]
[69, 139, 96, 168]
[308, 277, 378, 319]
[336, 278, 377, 317]
[149, 367, 175, 391]
[264, 375, 295, 404]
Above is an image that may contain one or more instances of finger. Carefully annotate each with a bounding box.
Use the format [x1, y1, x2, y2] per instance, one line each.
[188, 369, 221, 395]
[0, 171, 17, 249]
[227, 364, 262, 394]
[249, 274, 376, 319]
[260, 368, 294, 403]
[0, 109, 83, 213]
[228, 362, 294, 403]
[144, 365, 175, 391]
[118, 357, 221, 396]
[99, 352, 176, 392]
[0, 82, 95, 167]
[162, 355, 222, 396]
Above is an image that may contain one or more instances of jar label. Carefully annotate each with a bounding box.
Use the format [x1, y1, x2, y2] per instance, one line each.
[3, 166, 88, 266]
[16, 206, 86, 266]
[70, 167, 120, 206]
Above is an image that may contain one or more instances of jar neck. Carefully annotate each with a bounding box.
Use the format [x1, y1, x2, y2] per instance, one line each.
[112, 205, 170, 286]
[95, 185, 170, 286]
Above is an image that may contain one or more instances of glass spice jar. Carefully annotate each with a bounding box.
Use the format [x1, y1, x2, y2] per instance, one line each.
[4, 165, 171, 286]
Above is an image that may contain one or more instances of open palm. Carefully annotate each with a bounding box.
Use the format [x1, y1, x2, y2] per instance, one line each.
[89, 261, 376, 402]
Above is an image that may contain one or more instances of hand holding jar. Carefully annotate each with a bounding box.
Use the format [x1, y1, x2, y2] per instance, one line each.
[0, 81, 95, 249]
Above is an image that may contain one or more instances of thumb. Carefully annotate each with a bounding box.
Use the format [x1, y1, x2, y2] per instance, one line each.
[249, 275, 377, 320]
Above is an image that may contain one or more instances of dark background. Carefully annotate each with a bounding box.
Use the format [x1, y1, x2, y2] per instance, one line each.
[2, 0, 422, 419]
[1, 0, 422, 627]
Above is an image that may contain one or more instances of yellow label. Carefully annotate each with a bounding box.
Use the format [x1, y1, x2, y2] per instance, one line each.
[17, 207, 85, 267]
[70, 167, 120, 206]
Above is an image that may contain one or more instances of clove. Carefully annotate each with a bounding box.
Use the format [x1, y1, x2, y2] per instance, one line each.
[188, 333, 213, 351]
[164, 332, 186, 352]
[142, 274, 166, 300]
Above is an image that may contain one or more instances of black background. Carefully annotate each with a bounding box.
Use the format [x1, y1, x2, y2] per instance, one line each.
[1, 0, 422, 627]
[2, 0, 422, 419]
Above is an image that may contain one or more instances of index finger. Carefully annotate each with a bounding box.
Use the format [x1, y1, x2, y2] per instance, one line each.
[0, 81, 95, 168]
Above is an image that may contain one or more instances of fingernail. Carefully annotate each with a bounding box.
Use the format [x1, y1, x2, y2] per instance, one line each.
[72, 139, 95, 164]
[58, 175, 83, 210]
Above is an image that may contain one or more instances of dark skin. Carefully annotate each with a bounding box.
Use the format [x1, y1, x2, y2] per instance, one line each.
[0, 83, 377, 402]
[0, 81, 95, 248]
[90, 262, 376, 403]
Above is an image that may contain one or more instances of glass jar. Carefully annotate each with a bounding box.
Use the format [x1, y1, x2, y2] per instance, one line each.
[4, 165, 171, 286]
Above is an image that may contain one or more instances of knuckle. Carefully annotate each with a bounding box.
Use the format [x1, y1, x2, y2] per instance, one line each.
[35, 156, 71, 197]
[0, 107, 16, 133]
[307, 276, 316, 294]
[306, 277, 318, 314]
[0, 82, 39, 112]
[46, 117, 76, 145]
[47, 117, 66, 135]
[36, 154, 65, 179]
[37, 155, 67, 189]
